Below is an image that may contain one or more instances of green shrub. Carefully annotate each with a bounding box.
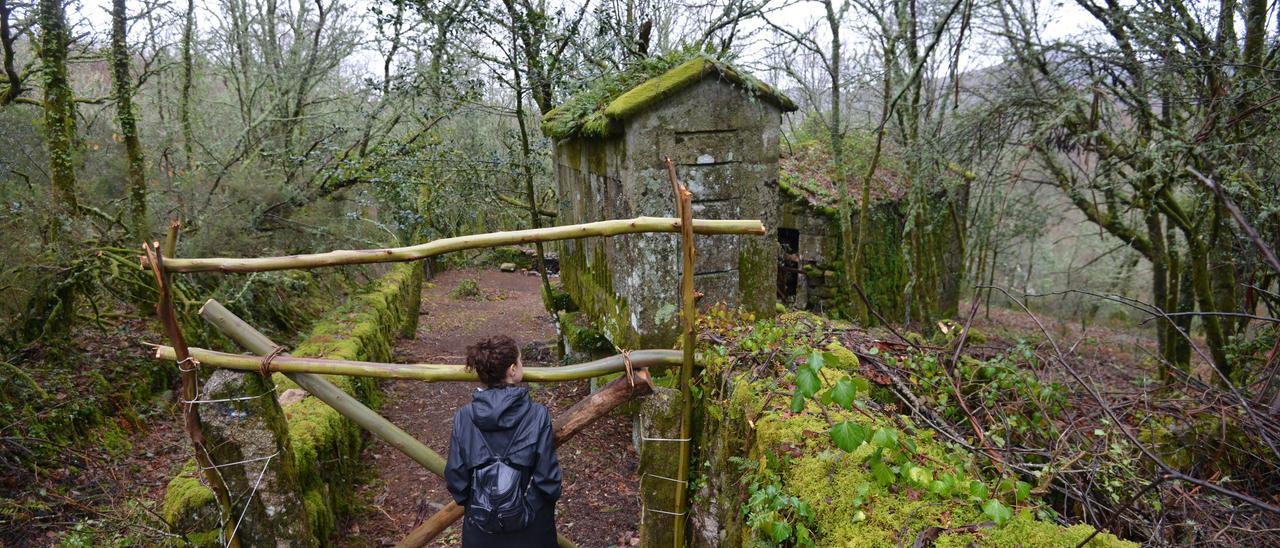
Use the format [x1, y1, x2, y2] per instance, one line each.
[449, 278, 484, 301]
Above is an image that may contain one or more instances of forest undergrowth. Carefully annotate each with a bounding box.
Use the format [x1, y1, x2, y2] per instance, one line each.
[695, 299, 1280, 546]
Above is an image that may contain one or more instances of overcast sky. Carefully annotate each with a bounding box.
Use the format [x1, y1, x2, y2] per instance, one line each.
[70, 0, 1102, 88]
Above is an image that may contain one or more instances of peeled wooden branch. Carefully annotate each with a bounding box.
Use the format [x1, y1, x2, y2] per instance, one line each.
[141, 217, 765, 273]
[154, 345, 680, 382]
[396, 370, 655, 548]
[667, 157, 697, 547]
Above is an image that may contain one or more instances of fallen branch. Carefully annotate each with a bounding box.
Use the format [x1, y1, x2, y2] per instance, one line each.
[395, 369, 655, 547]
[154, 345, 681, 382]
[982, 285, 1280, 517]
[142, 217, 765, 273]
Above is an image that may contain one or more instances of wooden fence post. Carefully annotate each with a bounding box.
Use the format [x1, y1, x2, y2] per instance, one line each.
[665, 157, 697, 548]
[142, 242, 240, 547]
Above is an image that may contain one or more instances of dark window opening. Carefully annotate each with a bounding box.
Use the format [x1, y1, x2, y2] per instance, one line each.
[778, 228, 800, 302]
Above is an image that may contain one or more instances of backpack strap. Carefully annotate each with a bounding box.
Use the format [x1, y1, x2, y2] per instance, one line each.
[474, 407, 535, 463]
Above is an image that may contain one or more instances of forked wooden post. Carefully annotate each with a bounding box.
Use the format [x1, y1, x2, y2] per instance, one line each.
[665, 156, 697, 548]
[142, 241, 240, 548]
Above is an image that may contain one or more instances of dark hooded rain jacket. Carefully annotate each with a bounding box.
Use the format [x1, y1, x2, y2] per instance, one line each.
[445, 385, 561, 548]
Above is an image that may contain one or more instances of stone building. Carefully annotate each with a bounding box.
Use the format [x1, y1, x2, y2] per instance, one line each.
[773, 141, 965, 323]
[542, 55, 797, 348]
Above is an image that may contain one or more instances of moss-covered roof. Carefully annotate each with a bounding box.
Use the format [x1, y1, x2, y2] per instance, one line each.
[777, 140, 906, 217]
[541, 53, 798, 140]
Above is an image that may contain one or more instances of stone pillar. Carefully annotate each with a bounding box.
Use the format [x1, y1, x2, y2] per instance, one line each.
[635, 387, 683, 546]
[201, 369, 314, 546]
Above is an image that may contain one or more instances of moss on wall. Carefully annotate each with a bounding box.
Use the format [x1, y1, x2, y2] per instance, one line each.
[159, 263, 422, 544]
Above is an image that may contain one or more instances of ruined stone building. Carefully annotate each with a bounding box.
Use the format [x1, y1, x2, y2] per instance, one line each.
[774, 141, 965, 324]
[542, 55, 797, 349]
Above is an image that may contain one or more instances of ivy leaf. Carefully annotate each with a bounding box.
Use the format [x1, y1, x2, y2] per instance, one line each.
[907, 465, 933, 486]
[983, 499, 1013, 525]
[870, 459, 894, 486]
[806, 350, 825, 372]
[830, 377, 857, 409]
[796, 367, 821, 398]
[830, 421, 866, 452]
[851, 376, 871, 393]
[969, 480, 989, 500]
[929, 479, 949, 496]
[1015, 481, 1032, 503]
[871, 427, 899, 449]
[769, 520, 792, 543]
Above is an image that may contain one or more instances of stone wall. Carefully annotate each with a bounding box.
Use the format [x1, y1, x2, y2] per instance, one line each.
[160, 263, 422, 545]
[555, 77, 781, 349]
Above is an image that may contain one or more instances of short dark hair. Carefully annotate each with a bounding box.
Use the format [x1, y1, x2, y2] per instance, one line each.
[466, 335, 519, 387]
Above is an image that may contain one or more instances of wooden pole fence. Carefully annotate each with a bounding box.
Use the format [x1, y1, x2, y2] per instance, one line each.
[142, 217, 764, 274]
[143, 241, 241, 547]
[198, 299, 654, 548]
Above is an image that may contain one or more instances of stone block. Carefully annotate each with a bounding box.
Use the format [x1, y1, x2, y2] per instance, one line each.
[636, 387, 683, 547]
[201, 369, 314, 546]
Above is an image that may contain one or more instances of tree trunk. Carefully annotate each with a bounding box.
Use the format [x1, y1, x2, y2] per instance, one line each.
[509, 35, 555, 313]
[110, 0, 148, 242]
[179, 0, 195, 171]
[37, 0, 77, 219]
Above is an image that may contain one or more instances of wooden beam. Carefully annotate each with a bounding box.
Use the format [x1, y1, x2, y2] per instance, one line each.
[143, 217, 765, 273]
[154, 345, 681, 383]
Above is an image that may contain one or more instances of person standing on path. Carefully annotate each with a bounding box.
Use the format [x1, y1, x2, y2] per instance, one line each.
[445, 335, 561, 547]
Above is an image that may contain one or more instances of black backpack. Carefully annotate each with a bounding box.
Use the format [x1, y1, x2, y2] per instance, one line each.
[467, 413, 534, 534]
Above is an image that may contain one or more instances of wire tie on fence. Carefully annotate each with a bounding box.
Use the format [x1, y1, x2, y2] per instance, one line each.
[640, 502, 687, 517]
[640, 436, 692, 442]
[225, 451, 275, 548]
[259, 345, 287, 378]
[182, 390, 275, 405]
[201, 451, 281, 471]
[644, 472, 688, 485]
[177, 357, 199, 372]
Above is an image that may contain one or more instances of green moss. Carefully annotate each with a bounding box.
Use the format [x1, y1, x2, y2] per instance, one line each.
[159, 263, 422, 542]
[161, 461, 215, 527]
[98, 421, 132, 457]
[559, 311, 614, 359]
[302, 487, 334, 542]
[722, 370, 1135, 547]
[936, 512, 1130, 547]
[823, 342, 859, 371]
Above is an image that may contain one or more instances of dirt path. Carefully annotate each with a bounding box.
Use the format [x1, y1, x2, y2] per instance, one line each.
[340, 269, 642, 547]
